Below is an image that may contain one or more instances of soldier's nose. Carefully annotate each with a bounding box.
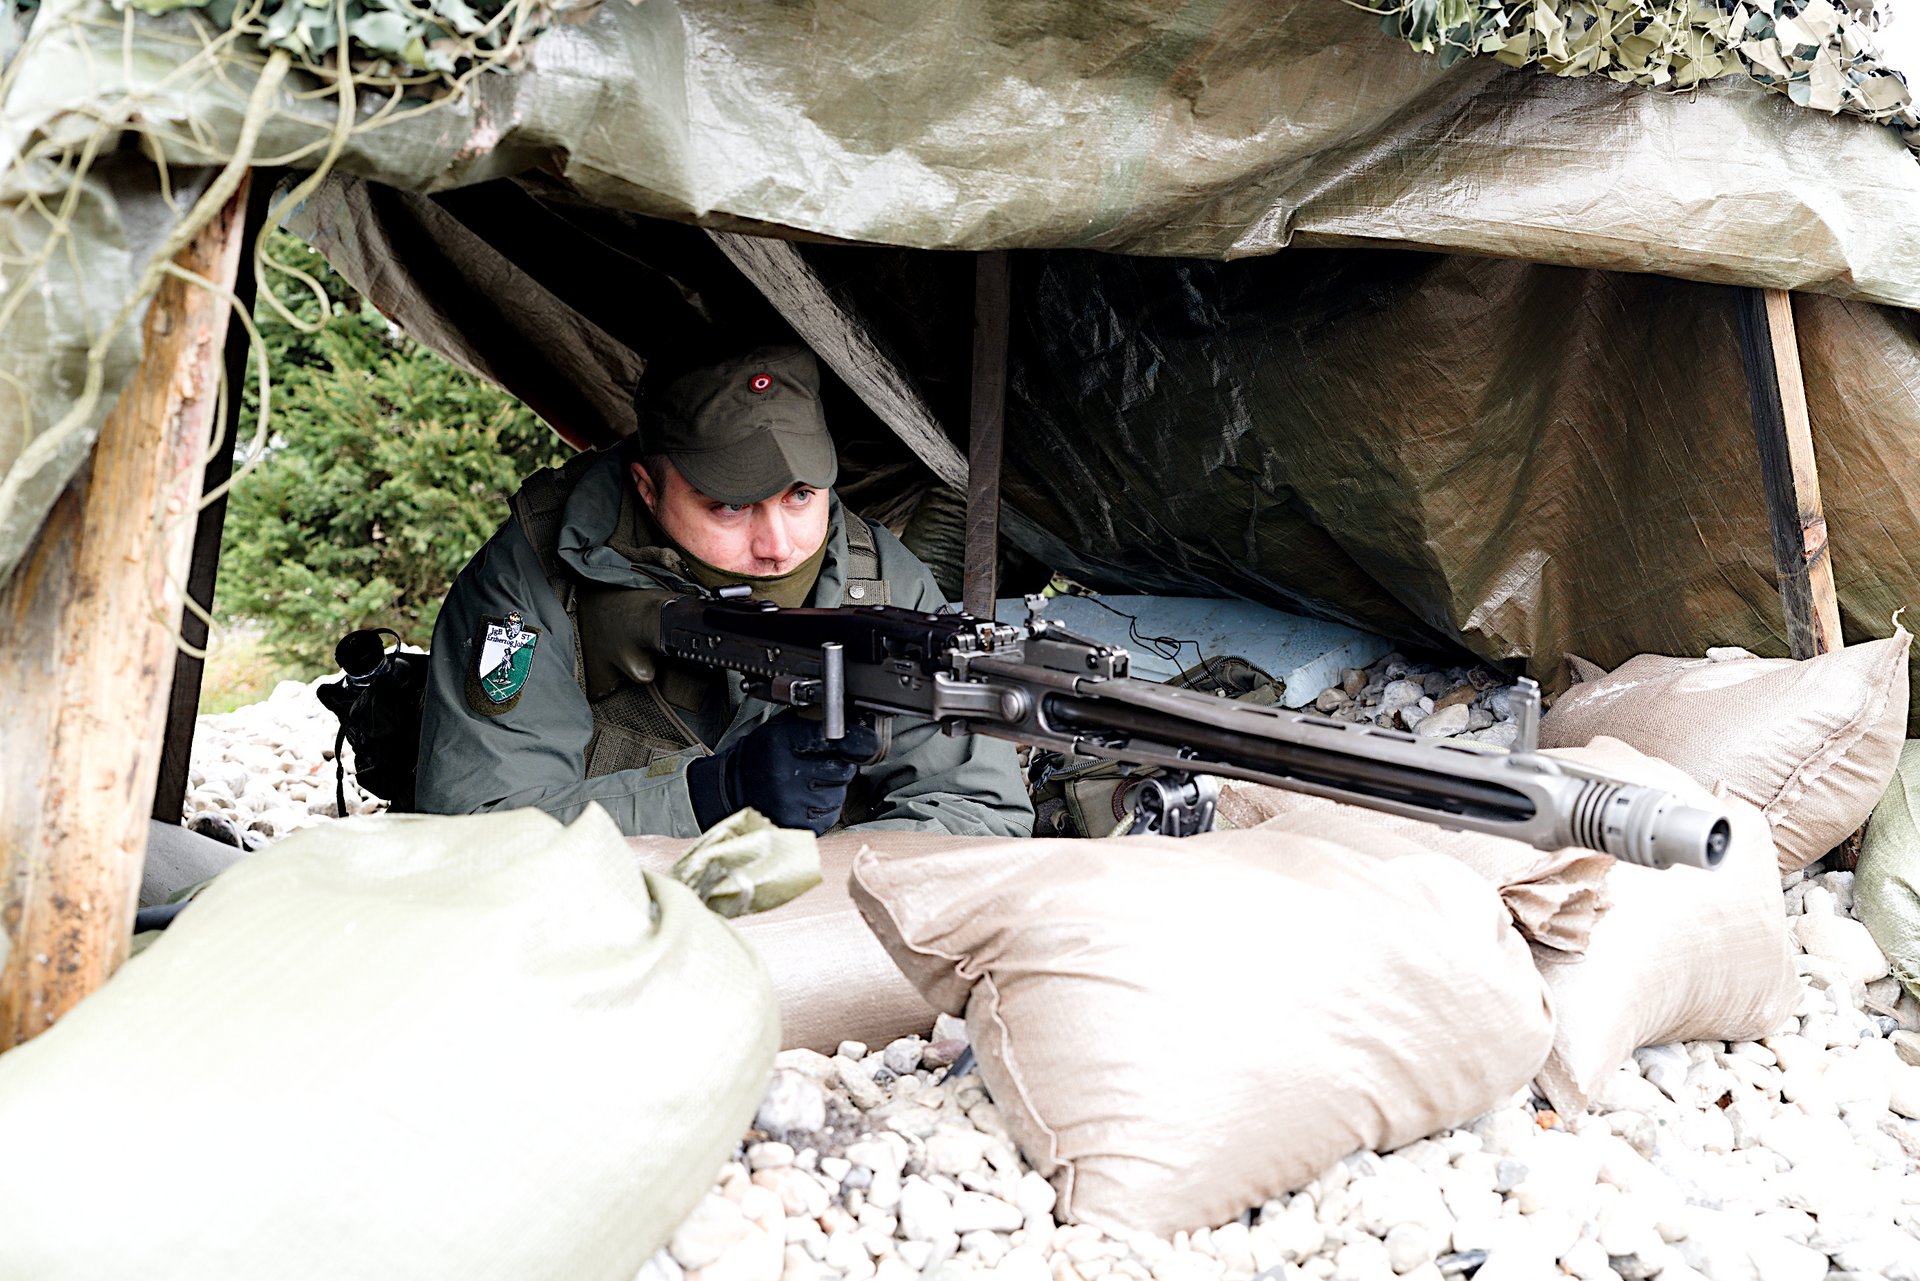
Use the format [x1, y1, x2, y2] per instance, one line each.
[754, 518, 795, 566]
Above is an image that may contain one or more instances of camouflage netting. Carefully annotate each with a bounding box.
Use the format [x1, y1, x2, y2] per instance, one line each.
[1387, 0, 1919, 144]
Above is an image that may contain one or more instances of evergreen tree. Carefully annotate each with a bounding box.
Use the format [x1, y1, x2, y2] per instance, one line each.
[220, 232, 569, 669]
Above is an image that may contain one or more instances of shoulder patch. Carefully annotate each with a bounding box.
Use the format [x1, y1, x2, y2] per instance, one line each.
[467, 612, 542, 717]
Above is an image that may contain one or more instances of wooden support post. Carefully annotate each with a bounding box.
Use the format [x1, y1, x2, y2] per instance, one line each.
[963, 252, 1011, 620]
[153, 174, 276, 824]
[706, 231, 969, 488]
[1735, 287, 1842, 659]
[0, 176, 251, 1049]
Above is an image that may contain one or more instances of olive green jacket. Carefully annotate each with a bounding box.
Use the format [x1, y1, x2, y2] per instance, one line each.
[416, 452, 1035, 840]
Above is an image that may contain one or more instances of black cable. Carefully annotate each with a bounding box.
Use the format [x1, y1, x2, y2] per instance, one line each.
[1070, 593, 1233, 691]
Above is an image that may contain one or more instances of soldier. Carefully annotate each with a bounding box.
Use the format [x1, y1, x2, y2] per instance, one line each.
[415, 345, 1034, 839]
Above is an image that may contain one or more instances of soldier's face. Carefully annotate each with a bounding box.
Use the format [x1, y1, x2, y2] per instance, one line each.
[633, 460, 829, 575]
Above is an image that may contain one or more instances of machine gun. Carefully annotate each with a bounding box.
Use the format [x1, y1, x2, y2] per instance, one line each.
[656, 589, 1731, 869]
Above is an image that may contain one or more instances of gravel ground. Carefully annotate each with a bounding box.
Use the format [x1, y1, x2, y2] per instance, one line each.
[185, 654, 1920, 1281]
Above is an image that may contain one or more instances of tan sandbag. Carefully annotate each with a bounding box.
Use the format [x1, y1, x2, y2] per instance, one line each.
[1538, 631, 1910, 872]
[1214, 766, 1616, 956]
[1525, 755, 1796, 1114]
[850, 828, 1554, 1234]
[631, 829, 945, 1055]
[0, 807, 777, 1281]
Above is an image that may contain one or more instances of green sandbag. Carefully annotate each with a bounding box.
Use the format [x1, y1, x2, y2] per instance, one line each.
[0, 804, 780, 1281]
[1858, 740, 1920, 1000]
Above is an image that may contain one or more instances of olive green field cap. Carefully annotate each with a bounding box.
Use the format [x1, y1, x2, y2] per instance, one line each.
[640, 345, 840, 506]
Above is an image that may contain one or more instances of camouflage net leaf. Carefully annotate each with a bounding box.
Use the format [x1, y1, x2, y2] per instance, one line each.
[116, 0, 596, 82]
[1383, 0, 1920, 148]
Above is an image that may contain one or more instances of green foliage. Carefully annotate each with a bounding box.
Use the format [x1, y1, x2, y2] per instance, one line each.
[221, 231, 568, 670]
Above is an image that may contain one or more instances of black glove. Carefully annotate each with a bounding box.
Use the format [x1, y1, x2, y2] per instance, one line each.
[685, 711, 884, 834]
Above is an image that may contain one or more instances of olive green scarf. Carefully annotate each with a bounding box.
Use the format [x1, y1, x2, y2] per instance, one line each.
[619, 487, 826, 608]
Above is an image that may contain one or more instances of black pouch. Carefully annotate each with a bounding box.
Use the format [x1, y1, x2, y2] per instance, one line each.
[315, 629, 431, 816]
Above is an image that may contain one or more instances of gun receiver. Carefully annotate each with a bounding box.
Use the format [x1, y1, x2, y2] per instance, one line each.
[656, 594, 1730, 870]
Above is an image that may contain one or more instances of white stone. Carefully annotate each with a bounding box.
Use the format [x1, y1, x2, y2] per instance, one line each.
[1013, 1171, 1058, 1220]
[950, 1191, 1023, 1234]
[1509, 1130, 1602, 1216]
[1763, 1034, 1822, 1075]
[880, 1102, 942, 1139]
[1793, 914, 1891, 984]
[1471, 722, 1521, 748]
[1672, 1105, 1734, 1156]
[1466, 1108, 1538, 1157]
[1332, 1235, 1393, 1280]
[898, 1176, 955, 1242]
[1596, 1197, 1660, 1259]
[1820, 870, 1856, 914]
[1255, 1202, 1325, 1263]
[750, 1166, 829, 1219]
[1210, 1222, 1256, 1274]
[883, 1036, 924, 1074]
[966, 1100, 1013, 1141]
[837, 1059, 886, 1109]
[1558, 1239, 1613, 1281]
[687, 1215, 781, 1281]
[865, 1166, 902, 1211]
[1383, 1223, 1432, 1274]
[1828, 1040, 1900, 1111]
[895, 1241, 936, 1271]
[1357, 1174, 1452, 1240]
[1751, 1236, 1834, 1281]
[1761, 1110, 1854, 1167]
[772, 1047, 836, 1080]
[1594, 1070, 1670, 1116]
[636, 1249, 686, 1281]
[1436, 1167, 1501, 1223]
[1468, 1233, 1555, 1281]
[1378, 679, 1425, 715]
[669, 1194, 749, 1272]
[923, 1127, 990, 1177]
[1413, 704, 1470, 739]
[957, 1230, 1009, 1267]
[754, 1070, 825, 1136]
[1891, 1065, 1920, 1119]
[744, 1141, 793, 1171]
[995, 1245, 1053, 1281]
[844, 1135, 907, 1178]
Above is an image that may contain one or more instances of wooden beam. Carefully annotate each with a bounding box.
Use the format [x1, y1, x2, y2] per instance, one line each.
[963, 252, 1011, 619]
[706, 231, 969, 489]
[152, 174, 277, 825]
[0, 176, 251, 1049]
[1735, 287, 1842, 659]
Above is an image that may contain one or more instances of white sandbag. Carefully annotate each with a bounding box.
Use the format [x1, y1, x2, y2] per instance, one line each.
[850, 828, 1553, 1234]
[632, 829, 946, 1055]
[0, 806, 777, 1281]
[1539, 631, 1910, 872]
[1522, 746, 1797, 1114]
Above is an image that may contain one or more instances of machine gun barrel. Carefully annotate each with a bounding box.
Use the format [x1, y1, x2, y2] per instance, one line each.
[655, 595, 1730, 869]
